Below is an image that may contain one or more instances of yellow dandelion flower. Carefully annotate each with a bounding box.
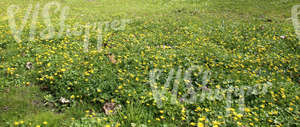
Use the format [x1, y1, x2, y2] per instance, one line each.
[190, 122, 196, 126]
[197, 122, 204, 127]
[159, 110, 164, 113]
[244, 107, 250, 112]
[198, 117, 206, 121]
[14, 121, 19, 125]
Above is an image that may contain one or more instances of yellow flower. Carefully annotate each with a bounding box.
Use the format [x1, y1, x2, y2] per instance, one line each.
[159, 110, 164, 113]
[198, 117, 206, 121]
[156, 118, 160, 121]
[289, 107, 294, 111]
[84, 71, 90, 76]
[190, 122, 196, 126]
[237, 122, 242, 126]
[236, 114, 243, 118]
[273, 110, 278, 115]
[14, 121, 19, 125]
[195, 107, 201, 111]
[212, 121, 221, 126]
[204, 108, 210, 112]
[61, 68, 66, 72]
[244, 107, 250, 112]
[181, 117, 186, 120]
[197, 122, 204, 127]
[43, 121, 48, 125]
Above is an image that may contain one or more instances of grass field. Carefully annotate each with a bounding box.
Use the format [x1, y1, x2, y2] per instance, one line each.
[0, 0, 300, 126]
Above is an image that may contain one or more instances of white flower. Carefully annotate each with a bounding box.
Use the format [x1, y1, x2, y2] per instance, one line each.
[280, 36, 286, 39]
[59, 97, 70, 104]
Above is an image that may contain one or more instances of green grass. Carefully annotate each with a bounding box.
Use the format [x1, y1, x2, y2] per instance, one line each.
[0, 86, 64, 126]
[0, 86, 100, 126]
[0, 0, 300, 126]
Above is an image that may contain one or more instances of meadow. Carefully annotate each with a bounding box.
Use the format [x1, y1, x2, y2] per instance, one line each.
[0, 0, 299, 126]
